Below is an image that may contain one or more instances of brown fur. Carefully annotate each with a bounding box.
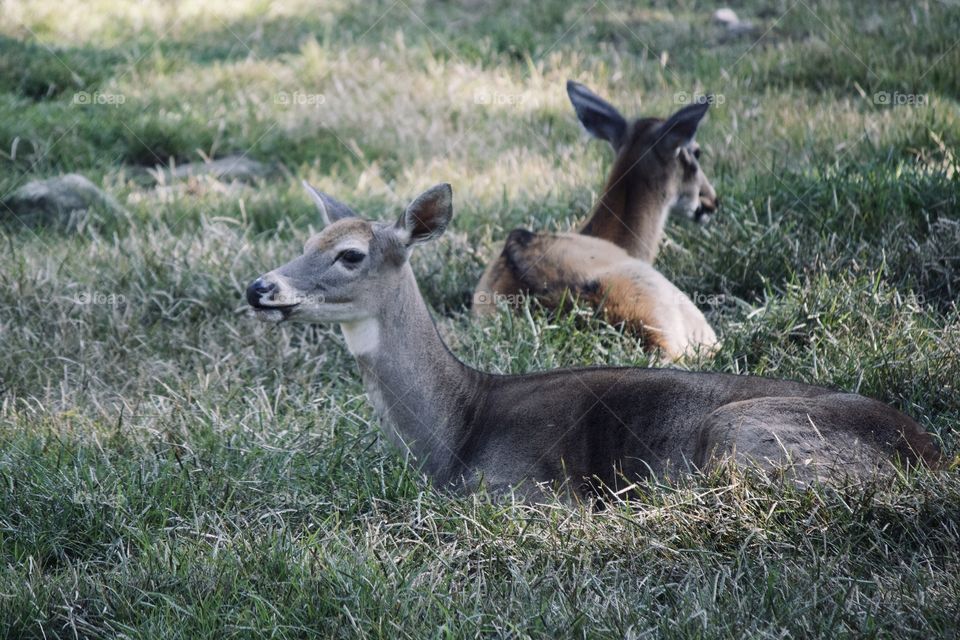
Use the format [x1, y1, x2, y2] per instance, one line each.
[485, 230, 717, 360]
[581, 119, 674, 260]
[473, 84, 719, 359]
[304, 219, 373, 253]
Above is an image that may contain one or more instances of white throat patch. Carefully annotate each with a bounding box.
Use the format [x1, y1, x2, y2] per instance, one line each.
[340, 318, 381, 356]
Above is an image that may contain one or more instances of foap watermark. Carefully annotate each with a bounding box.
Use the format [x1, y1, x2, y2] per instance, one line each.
[674, 92, 725, 106]
[689, 291, 726, 306]
[473, 89, 528, 107]
[275, 91, 326, 107]
[873, 91, 928, 107]
[75, 291, 126, 306]
[473, 291, 528, 307]
[897, 291, 927, 307]
[72, 91, 125, 107]
[271, 292, 327, 306]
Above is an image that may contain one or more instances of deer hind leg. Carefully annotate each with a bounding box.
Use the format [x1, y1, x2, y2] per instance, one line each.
[693, 394, 929, 484]
[473, 254, 520, 316]
[472, 229, 539, 316]
[474, 228, 582, 317]
[593, 270, 718, 361]
[499, 233, 717, 360]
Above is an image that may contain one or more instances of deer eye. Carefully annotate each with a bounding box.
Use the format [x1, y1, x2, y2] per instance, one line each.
[692, 147, 701, 160]
[336, 249, 366, 266]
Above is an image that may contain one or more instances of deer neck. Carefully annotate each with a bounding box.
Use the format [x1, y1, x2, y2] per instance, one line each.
[339, 264, 480, 478]
[580, 163, 672, 264]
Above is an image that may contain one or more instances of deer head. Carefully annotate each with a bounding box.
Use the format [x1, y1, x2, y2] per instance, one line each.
[247, 182, 453, 326]
[567, 80, 718, 224]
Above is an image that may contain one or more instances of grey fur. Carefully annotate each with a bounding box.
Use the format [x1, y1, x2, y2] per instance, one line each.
[249, 186, 943, 502]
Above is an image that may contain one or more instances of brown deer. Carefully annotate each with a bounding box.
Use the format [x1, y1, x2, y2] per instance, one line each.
[246, 183, 942, 502]
[568, 80, 719, 256]
[474, 82, 720, 360]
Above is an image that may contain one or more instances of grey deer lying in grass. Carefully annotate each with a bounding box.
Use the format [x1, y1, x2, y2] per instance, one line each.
[247, 182, 942, 501]
[474, 81, 719, 360]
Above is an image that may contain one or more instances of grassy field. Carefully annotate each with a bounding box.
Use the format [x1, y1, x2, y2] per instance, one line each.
[2, 0, 959, 637]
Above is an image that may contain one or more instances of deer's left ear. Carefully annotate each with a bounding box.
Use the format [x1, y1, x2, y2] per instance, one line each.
[567, 80, 628, 152]
[302, 181, 357, 227]
[659, 100, 710, 150]
[396, 183, 453, 246]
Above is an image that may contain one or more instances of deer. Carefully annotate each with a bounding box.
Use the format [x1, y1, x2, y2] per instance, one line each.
[474, 81, 720, 360]
[569, 80, 719, 256]
[246, 182, 942, 503]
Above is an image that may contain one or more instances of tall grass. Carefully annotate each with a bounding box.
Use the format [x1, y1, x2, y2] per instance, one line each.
[1, 0, 958, 637]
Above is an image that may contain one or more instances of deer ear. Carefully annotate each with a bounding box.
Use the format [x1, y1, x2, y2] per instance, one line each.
[302, 181, 357, 227]
[567, 80, 628, 152]
[659, 100, 710, 149]
[396, 183, 453, 247]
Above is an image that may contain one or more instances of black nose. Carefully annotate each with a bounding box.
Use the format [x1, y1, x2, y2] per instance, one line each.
[695, 196, 718, 222]
[247, 278, 277, 307]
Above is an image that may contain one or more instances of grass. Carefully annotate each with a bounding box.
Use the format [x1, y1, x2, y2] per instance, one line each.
[1, 0, 959, 637]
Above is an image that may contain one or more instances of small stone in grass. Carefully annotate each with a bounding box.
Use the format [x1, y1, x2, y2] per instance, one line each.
[712, 8, 755, 37]
[2, 173, 125, 227]
[152, 155, 273, 184]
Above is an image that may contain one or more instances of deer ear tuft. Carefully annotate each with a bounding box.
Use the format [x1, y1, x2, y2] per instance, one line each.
[302, 181, 357, 226]
[396, 184, 453, 246]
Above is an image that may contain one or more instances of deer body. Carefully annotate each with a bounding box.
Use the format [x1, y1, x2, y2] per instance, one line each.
[480, 230, 717, 358]
[473, 82, 720, 360]
[248, 184, 941, 501]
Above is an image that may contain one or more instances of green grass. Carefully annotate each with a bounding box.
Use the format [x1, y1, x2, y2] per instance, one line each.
[1, 0, 959, 637]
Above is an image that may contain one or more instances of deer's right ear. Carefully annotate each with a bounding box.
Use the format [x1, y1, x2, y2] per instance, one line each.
[302, 181, 357, 227]
[659, 101, 710, 149]
[567, 80, 628, 152]
[396, 183, 453, 247]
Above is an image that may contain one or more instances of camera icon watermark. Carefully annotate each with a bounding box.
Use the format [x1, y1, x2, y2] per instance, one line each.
[873, 91, 928, 107]
[275, 91, 326, 107]
[72, 91, 126, 107]
[674, 92, 725, 106]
